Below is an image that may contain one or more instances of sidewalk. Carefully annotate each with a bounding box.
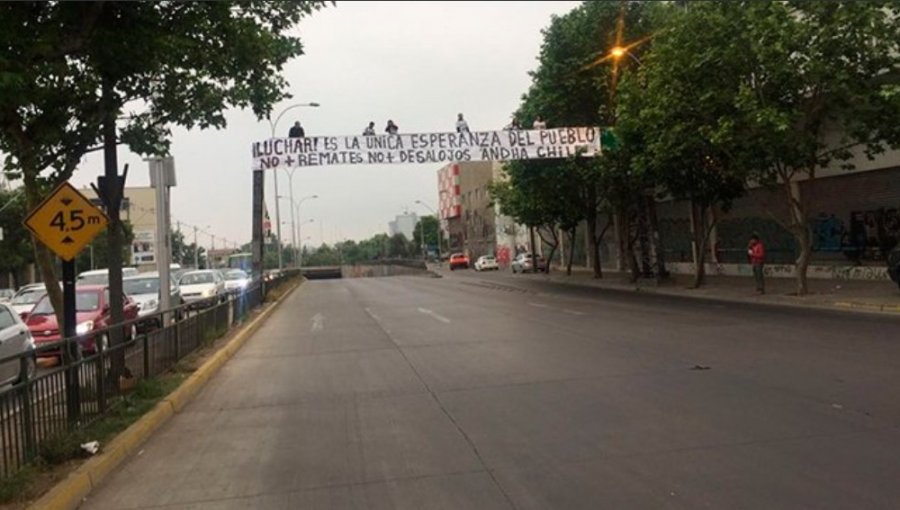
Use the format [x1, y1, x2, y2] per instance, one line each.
[475, 265, 900, 315]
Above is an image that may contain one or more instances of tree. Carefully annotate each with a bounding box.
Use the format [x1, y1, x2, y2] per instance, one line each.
[0, 190, 34, 287]
[509, 0, 668, 278]
[75, 220, 135, 272]
[412, 216, 441, 257]
[617, 3, 751, 288]
[0, 1, 327, 341]
[735, 1, 900, 294]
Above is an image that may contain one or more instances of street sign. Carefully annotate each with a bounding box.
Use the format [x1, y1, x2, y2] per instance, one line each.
[24, 181, 109, 261]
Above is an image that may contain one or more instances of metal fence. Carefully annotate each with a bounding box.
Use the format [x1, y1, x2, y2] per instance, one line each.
[0, 271, 298, 481]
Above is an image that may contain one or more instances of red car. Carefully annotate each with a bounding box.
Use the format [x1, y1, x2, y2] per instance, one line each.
[449, 253, 470, 270]
[25, 285, 139, 357]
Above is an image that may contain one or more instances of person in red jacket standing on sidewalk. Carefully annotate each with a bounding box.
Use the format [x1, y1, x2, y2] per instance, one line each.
[748, 233, 766, 294]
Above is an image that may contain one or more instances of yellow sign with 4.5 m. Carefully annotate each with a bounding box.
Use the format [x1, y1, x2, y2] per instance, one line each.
[24, 182, 109, 261]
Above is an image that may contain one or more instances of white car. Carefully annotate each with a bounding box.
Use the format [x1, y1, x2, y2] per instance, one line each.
[0, 303, 36, 386]
[474, 255, 499, 271]
[178, 270, 226, 306]
[124, 273, 183, 323]
[9, 285, 47, 317]
[77, 267, 139, 285]
[223, 269, 251, 294]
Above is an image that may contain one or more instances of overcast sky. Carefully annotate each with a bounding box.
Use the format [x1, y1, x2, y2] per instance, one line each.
[68, 1, 580, 249]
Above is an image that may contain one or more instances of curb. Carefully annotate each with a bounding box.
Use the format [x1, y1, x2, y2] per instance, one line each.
[489, 272, 900, 317]
[29, 280, 303, 510]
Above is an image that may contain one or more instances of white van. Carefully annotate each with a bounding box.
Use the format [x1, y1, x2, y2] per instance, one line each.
[77, 268, 139, 285]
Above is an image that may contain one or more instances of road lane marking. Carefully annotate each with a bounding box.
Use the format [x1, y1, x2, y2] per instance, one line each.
[528, 302, 550, 308]
[417, 307, 451, 323]
[563, 309, 585, 316]
[311, 312, 324, 332]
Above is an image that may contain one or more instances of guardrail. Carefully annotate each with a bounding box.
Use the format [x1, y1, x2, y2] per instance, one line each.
[0, 270, 299, 481]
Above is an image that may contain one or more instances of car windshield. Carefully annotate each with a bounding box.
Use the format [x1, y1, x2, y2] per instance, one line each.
[31, 291, 101, 315]
[181, 273, 214, 285]
[78, 274, 108, 285]
[225, 270, 248, 281]
[12, 290, 44, 305]
[124, 278, 160, 295]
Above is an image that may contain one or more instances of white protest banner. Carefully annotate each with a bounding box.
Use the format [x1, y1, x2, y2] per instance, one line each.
[251, 127, 601, 170]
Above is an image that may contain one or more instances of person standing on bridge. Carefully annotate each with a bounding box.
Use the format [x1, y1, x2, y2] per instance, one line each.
[456, 113, 470, 133]
[363, 122, 376, 136]
[288, 121, 305, 138]
[748, 233, 766, 294]
[385, 120, 399, 135]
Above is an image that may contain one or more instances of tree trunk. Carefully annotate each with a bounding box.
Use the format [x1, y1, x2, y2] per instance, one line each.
[691, 204, 719, 289]
[536, 226, 558, 275]
[21, 161, 65, 329]
[566, 227, 576, 276]
[625, 212, 640, 283]
[586, 210, 602, 279]
[785, 178, 809, 295]
[102, 79, 129, 381]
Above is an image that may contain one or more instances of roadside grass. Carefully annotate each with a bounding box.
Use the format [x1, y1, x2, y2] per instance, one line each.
[0, 376, 184, 506]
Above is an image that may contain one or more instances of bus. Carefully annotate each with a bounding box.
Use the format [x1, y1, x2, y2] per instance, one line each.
[227, 253, 252, 272]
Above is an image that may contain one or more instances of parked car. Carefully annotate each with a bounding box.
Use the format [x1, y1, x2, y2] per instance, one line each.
[888, 244, 900, 290]
[124, 273, 184, 330]
[449, 253, 470, 270]
[0, 288, 15, 304]
[25, 285, 139, 357]
[511, 253, 547, 274]
[10, 285, 47, 318]
[474, 255, 499, 271]
[77, 267, 139, 285]
[0, 303, 36, 387]
[178, 270, 226, 308]
[223, 269, 251, 294]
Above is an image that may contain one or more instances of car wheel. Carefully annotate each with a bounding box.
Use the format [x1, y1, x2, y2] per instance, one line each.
[15, 354, 36, 384]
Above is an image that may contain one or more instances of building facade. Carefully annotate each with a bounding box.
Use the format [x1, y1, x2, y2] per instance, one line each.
[388, 212, 419, 240]
[436, 161, 528, 264]
[82, 186, 159, 271]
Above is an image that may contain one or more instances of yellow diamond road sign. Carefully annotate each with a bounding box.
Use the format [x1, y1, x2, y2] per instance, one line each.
[24, 182, 109, 261]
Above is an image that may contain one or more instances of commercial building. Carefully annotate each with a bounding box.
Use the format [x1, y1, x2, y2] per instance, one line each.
[436, 161, 528, 264]
[81, 186, 159, 271]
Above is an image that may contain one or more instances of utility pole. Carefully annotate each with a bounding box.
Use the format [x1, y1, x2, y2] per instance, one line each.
[193, 226, 199, 269]
[149, 157, 175, 319]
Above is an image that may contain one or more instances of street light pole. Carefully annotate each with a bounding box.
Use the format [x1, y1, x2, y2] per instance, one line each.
[266, 102, 320, 272]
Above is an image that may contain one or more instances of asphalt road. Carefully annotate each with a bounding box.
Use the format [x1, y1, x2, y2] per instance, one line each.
[83, 271, 900, 509]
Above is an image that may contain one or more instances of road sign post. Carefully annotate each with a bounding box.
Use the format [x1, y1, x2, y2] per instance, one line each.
[61, 259, 80, 425]
[24, 182, 109, 424]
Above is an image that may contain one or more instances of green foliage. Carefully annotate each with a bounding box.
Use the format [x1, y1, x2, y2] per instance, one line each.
[0, 2, 329, 186]
[74, 220, 135, 271]
[412, 215, 441, 253]
[0, 190, 34, 284]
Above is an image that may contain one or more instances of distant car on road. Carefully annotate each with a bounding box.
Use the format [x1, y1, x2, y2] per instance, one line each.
[179, 270, 226, 308]
[888, 245, 900, 290]
[26, 285, 140, 357]
[0, 289, 15, 304]
[474, 255, 499, 271]
[0, 303, 36, 387]
[449, 253, 470, 270]
[223, 269, 251, 294]
[124, 273, 184, 330]
[77, 267, 139, 285]
[10, 285, 47, 318]
[511, 253, 547, 274]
